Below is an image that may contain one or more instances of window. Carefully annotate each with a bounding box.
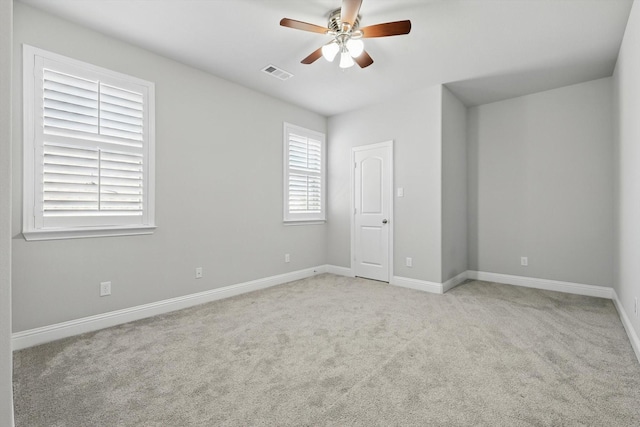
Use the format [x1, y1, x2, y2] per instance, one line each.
[23, 45, 156, 240]
[283, 123, 326, 223]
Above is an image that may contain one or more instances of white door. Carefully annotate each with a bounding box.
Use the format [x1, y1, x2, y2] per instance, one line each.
[353, 142, 392, 282]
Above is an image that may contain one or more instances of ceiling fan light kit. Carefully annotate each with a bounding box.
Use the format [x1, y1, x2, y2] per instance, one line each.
[280, 0, 411, 69]
[322, 42, 340, 62]
[339, 47, 355, 68]
[346, 39, 364, 58]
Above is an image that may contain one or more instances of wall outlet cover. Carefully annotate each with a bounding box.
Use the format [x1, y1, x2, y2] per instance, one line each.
[100, 281, 111, 297]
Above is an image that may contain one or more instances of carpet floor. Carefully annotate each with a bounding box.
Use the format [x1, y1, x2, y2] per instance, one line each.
[13, 274, 640, 426]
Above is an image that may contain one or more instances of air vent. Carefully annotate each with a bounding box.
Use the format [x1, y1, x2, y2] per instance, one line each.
[262, 64, 293, 81]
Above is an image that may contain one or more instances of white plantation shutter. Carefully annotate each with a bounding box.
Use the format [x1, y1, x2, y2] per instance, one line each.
[23, 46, 155, 240]
[99, 149, 144, 213]
[99, 83, 144, 143]
[43, 69, 99, 136]
[43, 143, 100, 215]
[284, 123, 325, 222]
[41, 143, 144, 218]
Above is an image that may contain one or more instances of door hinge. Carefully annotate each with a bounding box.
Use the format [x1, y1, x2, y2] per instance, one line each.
[354, 162, 357, 169]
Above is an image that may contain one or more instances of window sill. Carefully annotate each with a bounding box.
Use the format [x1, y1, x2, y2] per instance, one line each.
[23, 225, 157, 241]
[283, 220, 326, 226]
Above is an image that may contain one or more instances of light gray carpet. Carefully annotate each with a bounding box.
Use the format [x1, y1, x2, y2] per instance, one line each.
[13, 274, 640, 426]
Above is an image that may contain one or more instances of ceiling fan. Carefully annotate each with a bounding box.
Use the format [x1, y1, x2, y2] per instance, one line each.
[280, 0, 411, 69]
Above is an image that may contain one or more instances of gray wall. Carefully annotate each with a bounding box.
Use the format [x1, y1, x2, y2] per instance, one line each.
[468, 78, 614, 287]
[327, 85, 443, 283]
[441, 87, 467, 282]
[1, 0, 15, 424]
[12, 4, 327, 332]
[613, 1, 640, 342]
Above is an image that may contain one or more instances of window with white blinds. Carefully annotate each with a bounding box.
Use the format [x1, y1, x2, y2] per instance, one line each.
[23, 45, 156, 240]
[283, 123, 326, 222]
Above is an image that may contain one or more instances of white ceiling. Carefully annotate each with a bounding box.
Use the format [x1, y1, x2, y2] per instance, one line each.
[19, 0, 634, 116]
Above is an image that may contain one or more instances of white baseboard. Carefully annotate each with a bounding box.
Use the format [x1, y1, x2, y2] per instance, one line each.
[391, 276, 443, 294]
[460, 271, 639, 365]
[12, 266, 324, 351]
[443, 271, 468, 293]
[324, 264, 354, 277]
[15, 265, 636, 369]
[612, 290, 640, 364]
[466, 270, 613, 299]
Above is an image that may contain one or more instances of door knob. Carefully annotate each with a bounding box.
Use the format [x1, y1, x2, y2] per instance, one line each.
[382, 219, 388, 224]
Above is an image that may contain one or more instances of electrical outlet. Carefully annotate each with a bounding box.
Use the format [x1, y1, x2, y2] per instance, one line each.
[397, 187, 404, 197]
[520, 257, 528, 266]
[100, 281, 111, 297]
[285, 253, 290, 263]
[195, 267, 203, 279]
[406, 257, 412, 267]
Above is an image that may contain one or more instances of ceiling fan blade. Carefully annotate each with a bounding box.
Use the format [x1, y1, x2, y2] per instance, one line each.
[354, 50, 374, 68]
[360, 20, 412, 38]
[280, 18, 328, 34]
[301, 47, 324, 64]
[341, 0, 363, 27]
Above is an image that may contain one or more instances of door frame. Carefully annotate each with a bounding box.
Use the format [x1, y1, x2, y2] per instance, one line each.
[350, 140, 394, 282]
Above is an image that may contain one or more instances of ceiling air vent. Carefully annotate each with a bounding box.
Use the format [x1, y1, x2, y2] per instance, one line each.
[262, 64, 293, 81]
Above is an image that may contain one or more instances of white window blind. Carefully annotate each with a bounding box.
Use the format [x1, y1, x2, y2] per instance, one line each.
[23, 45, 155, 240]
[283, 123, 325, 222]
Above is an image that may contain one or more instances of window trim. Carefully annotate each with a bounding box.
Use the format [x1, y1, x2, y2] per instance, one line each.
[22, 45, 156, 241]
[283, 122, 326, 224]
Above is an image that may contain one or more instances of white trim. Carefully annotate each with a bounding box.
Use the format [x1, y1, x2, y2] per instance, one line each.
[442, 271, 468, 293]
[324, 264, 354, 277]
[22, 45, 35, 238]
[283, 220, 325, 226]
[350, 140, 394, 282]
[462, 271, 638, 365]
[14, 266, 639, 368]
[391, 276, 443, 294]
[467, 270, 613, 299]
[12, 266, 323, 351]
[612, 289, 640, 364]
[23, 225, 157, 241]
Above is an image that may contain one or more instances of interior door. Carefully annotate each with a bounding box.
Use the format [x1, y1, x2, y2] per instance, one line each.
[353, 143, 392, 282]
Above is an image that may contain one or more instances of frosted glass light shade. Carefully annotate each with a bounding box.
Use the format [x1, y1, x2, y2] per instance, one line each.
[346, 39, 364, 57]
[322, 43, 340, 62]
[339, 50, 355, 68]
